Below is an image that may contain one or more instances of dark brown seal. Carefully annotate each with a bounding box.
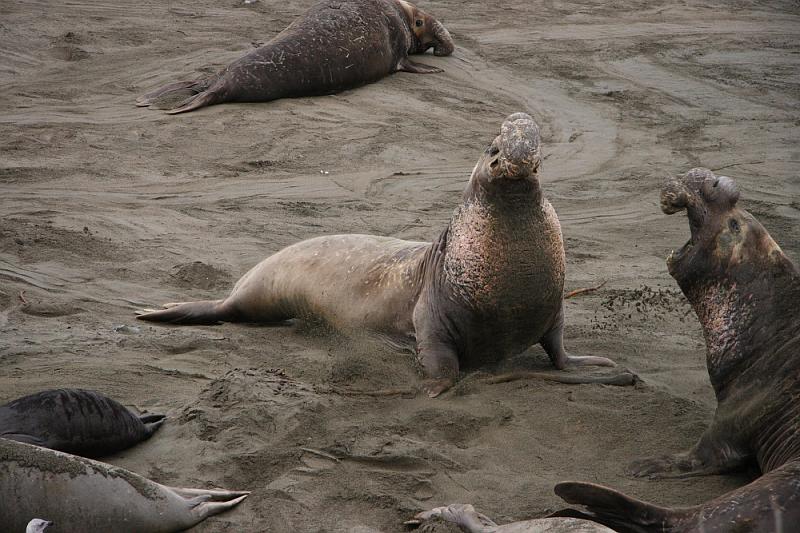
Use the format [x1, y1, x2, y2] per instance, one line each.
[554, 168, 800, 532]
[0, 388, 165, 458]
[136, 0, 454, 114]
[136, 113, 616, 396]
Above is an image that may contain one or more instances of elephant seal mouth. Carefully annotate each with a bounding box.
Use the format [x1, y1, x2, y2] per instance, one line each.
[661, 168, 739, 273]
[486, 112, 542, 181]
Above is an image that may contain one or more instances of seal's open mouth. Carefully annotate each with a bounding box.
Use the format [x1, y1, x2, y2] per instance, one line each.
[660, 168, 739, 274]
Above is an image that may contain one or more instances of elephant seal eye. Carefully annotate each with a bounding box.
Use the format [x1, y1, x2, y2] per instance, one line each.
[415, 19, 423, 27]
[729, 219, 740, 233]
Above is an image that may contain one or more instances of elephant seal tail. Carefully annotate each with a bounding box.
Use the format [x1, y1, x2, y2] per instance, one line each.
[139, 413, 166, 437]
[136, 78, 219, 113]
[555, 481, 681, 530]
[136, 299, 236, 325]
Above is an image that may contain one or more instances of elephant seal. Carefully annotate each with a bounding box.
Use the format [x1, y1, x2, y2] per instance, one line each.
[406, 503, 615, 532]
[554, 169, 800, 532]
[137, 113, 615, 396]
[0, 439, 248, 532]
[26, 519, 53, 533]
[0, 388, 165, 458]
[136, 0, 454, 114]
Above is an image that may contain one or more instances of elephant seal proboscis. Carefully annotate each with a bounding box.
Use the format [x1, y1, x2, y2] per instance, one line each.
[0, 439, 248, 532]
[555, 169, 800, 532]
[0, 388, 165, 458]
[137, 0, 454, 114]
[137, 113, 616, 396]
[407, 503, 615, 532]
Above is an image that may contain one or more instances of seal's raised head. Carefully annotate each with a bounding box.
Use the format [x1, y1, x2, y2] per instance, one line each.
[470, 112, 542, 192]
[398, 0, 454, 56]
[661, 168, 788, 285]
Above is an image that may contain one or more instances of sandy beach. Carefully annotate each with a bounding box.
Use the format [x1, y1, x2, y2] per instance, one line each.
[1, 0, 799, 530]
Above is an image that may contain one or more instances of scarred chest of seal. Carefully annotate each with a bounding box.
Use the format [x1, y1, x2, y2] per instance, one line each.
[440, 184, 566, 365]
[445, 198, 565, 310]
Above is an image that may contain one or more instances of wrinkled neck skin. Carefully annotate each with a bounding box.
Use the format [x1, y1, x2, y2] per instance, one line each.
[441, 172, 551, 311]
[674, 232, 800, 400]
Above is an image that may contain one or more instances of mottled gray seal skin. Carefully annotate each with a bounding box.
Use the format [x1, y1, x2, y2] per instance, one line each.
[0, 389, 164, 458]
[407, 503, 615, 532]
[136, 0, 454, 114]
[0, 439, 249, 533]
[137, 113, 615, 396]
[555, 169, 800, 532]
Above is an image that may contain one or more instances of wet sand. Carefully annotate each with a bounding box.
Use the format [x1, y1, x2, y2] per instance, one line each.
[1, 0, 799, 530]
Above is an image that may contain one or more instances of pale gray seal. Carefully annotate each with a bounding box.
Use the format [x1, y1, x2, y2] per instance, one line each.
[407, 503, 615, 532]
[25, 519, 53, 533]
[1, 439, 249, 532]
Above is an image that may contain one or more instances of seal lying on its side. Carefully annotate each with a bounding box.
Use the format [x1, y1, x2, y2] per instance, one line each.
[555, 169, 800, 532]
[137, 113, 615, 396]
[407, 503, 615, 532]
[0, 388, 164, 458]
[0, 439, 248, 533]
[137, 0, 454, 114]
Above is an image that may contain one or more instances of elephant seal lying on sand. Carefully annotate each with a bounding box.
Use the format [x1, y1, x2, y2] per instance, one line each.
[0, 388, 164, 458]
[137, 113, 615, 396]
[556, 169, 800, 532]
[137, 0, 454, 114]
[0, 439, 248, 532]
[407, 503, 615, 532]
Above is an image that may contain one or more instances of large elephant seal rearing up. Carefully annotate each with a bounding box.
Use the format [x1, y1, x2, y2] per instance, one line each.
[136, 0, 454, 114]
[137, 113, 616, 396]
[0, 439, 248, 532]
[556, 169, 800, 531]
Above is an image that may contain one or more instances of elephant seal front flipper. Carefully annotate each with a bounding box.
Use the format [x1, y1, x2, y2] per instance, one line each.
[1, 439, 248, 532]
[397, 57, 443, 73]
[554, 169, 800, 531]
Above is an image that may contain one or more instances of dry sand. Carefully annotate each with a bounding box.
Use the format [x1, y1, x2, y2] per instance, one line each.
[1, 0, 799, 531]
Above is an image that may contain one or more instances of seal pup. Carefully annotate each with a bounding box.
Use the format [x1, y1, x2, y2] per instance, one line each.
[26, 519, 53, 533]
[0, 388, 165, 458]
[137, 0, 454, 114]
[0, 439, 249, 533]
[137, 113, 615, 396]
[407, 503, 615, 532]
[555, 169, 800, 532]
